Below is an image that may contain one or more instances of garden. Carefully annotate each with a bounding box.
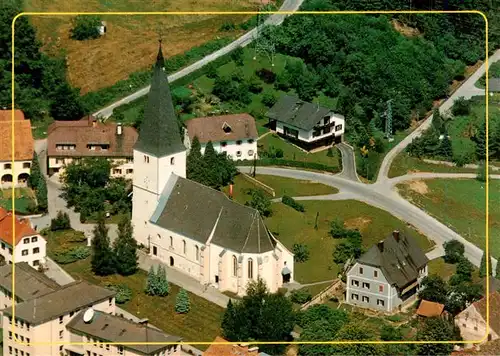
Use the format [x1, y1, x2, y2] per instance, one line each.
[0, 188, 37, 214]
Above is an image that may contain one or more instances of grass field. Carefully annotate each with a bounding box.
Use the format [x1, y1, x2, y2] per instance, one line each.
[388, 153, 477, 178]
[222, 173, 338, 205]
[397, 179, 500, 256]
[265, 200, 435, 283]
[0, 188, 36, 214]
[24, 0, 262, 93]
[47, 231, 223, 347]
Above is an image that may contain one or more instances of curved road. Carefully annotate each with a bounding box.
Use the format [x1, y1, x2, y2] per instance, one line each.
[94, 0, 304, 119]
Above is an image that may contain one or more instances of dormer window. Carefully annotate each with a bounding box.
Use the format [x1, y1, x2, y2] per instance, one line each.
[236, 140, 242, 145]
[222, 122, 232, 133]
[221, 141, 227, 147]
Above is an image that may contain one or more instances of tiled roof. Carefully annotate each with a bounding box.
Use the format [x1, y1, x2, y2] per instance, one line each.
[151, 175, 276, 253]
[0, 207, 40, 247]
[3, 280, 115, 325]
[67, 310, 181, 355]
[204, 337, 259, 356]
[0, 262, 60, 301]
[416, 299, 445, 317]
[134, 44, 186, 158]
[0, 110, 34, 161]
[357, 231, 429, 288]
[47, 117, 138, 158]
[265, 95, 342, 131]
[472, 291, 500, 335]
[185, 114, 258, 144]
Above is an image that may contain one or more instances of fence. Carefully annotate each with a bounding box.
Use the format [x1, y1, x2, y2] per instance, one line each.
[241, 173, 276, 197]
[300, 279, 345, 311]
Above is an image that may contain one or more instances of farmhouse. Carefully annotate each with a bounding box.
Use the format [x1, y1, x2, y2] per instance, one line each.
[131, 44, 294, 297]
[185, 113, 258, 161]
[0, 110, 34, 189]
[345, 230, 429, 313]
[46, 117, 138, 179]
[0, 207, 46, 268]
[265, 95, 345, 150]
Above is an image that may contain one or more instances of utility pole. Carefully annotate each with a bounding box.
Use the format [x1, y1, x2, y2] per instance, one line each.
[252, 153, 257, 178]
[382, 99, 394, 142]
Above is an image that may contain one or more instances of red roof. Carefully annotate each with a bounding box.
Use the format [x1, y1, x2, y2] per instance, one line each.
[0, 207, 40, 246]
[0, 110, 34, 161]
[472, 291, 500, 335]
[416, 299, 445, 317]
[204, 337, 259, 356]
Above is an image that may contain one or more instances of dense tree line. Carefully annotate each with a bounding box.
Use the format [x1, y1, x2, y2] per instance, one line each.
[0, 0, 86, 121]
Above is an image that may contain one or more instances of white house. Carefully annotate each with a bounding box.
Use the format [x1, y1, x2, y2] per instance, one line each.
[266, 95, 345, 150]
[0, 207, 46, 268]
[0, 110, 34, 189]
[185, 113, 259, 161]
[131, 44, 294, 297]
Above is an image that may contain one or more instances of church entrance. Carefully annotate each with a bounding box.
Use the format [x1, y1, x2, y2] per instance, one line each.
[170, 257, 174, 266]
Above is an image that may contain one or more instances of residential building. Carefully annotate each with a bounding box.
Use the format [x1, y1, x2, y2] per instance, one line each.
[131, 43, 294, 297]
[455, 291, 500, 348]
[204, 337, 261, 356]
[416, 299, 446, 318]
[185, 114, 259, 161]
[345, 230, 429, 313]
[265, 95, 345, 150]
[0, 207, 46, 267]
[0, 110, 34, 188]
[46, 117, 138, 179]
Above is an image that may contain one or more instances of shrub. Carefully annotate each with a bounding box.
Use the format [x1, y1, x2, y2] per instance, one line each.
[443, 240, 465, 264]
[282, 195, 305, 212]
[106, 284, 132, 304]
[262, 92, 277, 107]
[327, 147, 334, 157]
[292, 243, 310, 262]
[70, 15, 101, 41]
[236, 158, 340, 173]
[290, 289, 312, 304]
[248, 79, 263, 94]
[231, 69, 245, 83]
[230, 47, 244, 66]
[175, 289, 191, 314]
[256, 68, 277, 84]
[451, 97, 471, 116]
[50, 211, 71, 231]
[53, 246, 91, 264]
[206, 63, 218, 79]
[220, 22, 236, 31]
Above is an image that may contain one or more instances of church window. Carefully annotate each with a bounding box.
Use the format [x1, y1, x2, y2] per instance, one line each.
[233, 256, 237, 277]
[195, 246, 199, 261]
[170, 157, 175, 165]
[170, 236, 173, 248]
[157, 234, 161, 240]
[183, 240, 186, 254]
[144, 155, 149, 163]
[248, 259, 254, 279]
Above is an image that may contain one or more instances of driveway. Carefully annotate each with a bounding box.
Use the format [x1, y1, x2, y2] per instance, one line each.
[336, 143, 361, 182]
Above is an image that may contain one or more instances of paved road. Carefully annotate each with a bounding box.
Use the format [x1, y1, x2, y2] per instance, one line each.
[336, 143, 361, 182]
[240, 166, 497, 270]
[377, 49, 500, 183]
[93, 0, 304, 119]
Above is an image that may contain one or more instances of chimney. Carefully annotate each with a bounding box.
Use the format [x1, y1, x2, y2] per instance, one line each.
[116, 122, 123, 135]
[377, 240, 384, 252]
[393, 230, 400, 242]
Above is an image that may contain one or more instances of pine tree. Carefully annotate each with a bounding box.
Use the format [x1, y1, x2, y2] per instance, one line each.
[474, 123, 488, 161]
[28, 152, 40, 188]
[35, 176, 48, 211]
[175, 289, 190, 314]
[156, 265, 170, 296]
[145, 266, 157, 295]
[203, 141, 222, 189]
[91, 214, 116, 276]
[113, 214, 138, 276]
[186, 136, 207, 183]
[479, 252, 492, 278]
[437, 136, 453, 160]
[432, 109, 443, 134]
[491, 120, 500, 159]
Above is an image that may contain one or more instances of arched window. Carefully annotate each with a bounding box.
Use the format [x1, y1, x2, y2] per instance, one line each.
[248, 258, 253, 279]
[170, 157, 175, 165]
[233, 256, 237, 277]
[183, 240, 186, 255]
[169, 236, 173, 248]
[157, 234, 161, 240]
[195, 246, 199, 261]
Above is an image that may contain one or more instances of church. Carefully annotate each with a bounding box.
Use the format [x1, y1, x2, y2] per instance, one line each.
[131, 43, 294, 296]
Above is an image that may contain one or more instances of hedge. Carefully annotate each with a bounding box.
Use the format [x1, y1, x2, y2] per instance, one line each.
[237, 158, 340, 173]
[282, 195, 305, 212]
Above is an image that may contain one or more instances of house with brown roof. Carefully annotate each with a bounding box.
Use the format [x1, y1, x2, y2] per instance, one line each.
[416, 299, 446, 318]
[131, 44, 294, 297]
[0, 110, 34, 188]
[185, 114, 259, 161]
[455, 291, 500, 349]
[345, 230, 429, 313]
[46, 116, 138, 179]
[0, 207, 46, 268]
[204, 337, 261, 356]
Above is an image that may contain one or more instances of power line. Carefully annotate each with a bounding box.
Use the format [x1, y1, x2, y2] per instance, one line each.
[253, 0, 276, 67]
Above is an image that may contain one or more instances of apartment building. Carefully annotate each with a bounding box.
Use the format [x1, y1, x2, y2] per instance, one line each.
[0, 207, 46, 267]
[46, 116, 138, 179]
[345, 230, 429, 313]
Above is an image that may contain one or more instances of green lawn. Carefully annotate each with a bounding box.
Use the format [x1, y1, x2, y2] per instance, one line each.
[31, 117, 54, 140]
[0, 188, 36, 214]
[397, 179, 499, 256]
[222, 173, 338, 205]
[47, 231, 223, 348]
[45, 229, 87, 260]
[265, 200, 435, 283]
[388, 153, 477, 178]
[427, 257, 458, 282]
[258, 134, 340, 168]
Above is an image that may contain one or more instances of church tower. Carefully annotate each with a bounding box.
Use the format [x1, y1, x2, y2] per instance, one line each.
[131, 41, 187, 247]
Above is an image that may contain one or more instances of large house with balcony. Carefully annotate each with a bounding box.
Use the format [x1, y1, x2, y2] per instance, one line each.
[185, 113, 259, 161]
[0, 275, 182, 356]
[46, 117, 138, 179]
[0, 207, 46, 268]
[0, 110, 34, 188]
[131, 44, 294, 297]
[265, 95, 345, 150]
[345, 230, 429, 313]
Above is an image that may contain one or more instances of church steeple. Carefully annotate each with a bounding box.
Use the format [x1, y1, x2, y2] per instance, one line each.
[133, 41, 185, 157]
